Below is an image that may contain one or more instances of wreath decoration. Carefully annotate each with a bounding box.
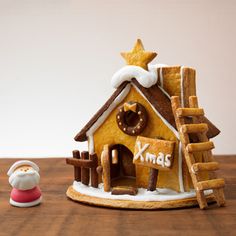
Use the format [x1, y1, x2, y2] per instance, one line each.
[116, 101, 148, 136]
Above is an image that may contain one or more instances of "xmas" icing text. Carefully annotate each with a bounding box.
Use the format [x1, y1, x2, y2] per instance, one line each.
[133, 141, 172, 168]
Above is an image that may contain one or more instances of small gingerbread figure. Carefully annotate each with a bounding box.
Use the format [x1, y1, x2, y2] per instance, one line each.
[7, 160, 42, 207]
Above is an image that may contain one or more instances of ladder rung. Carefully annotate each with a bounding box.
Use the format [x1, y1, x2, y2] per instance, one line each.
[187, 141, 215, 153]
[181, 123, 208, 134]
[192, 162, 219, 173]
[176, 108, 204, 117]
[196, 178, 225, 191]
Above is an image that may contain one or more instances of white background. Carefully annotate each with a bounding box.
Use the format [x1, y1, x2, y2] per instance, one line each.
[0, 0, 235, 157]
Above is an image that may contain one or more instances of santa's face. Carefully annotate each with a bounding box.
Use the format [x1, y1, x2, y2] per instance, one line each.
[9, 165, 40, 190]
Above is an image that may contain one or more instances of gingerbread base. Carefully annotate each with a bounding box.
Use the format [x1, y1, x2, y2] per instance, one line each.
[66, 186, 216, 209]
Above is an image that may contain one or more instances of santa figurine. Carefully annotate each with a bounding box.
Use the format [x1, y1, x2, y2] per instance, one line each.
[7, 160, 42, 207]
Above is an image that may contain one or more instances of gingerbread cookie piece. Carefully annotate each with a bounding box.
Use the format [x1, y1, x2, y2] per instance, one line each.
[121, 39, 157, 70]
[67, 39, 223, 210]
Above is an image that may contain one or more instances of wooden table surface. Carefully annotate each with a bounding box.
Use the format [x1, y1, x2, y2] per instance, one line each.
[0, 156, 235, 236]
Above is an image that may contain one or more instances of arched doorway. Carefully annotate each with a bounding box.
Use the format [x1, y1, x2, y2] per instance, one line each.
[109, 144, 136, 187]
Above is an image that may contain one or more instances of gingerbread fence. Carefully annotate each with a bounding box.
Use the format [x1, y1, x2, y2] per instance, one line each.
[66, 150, 99, 188]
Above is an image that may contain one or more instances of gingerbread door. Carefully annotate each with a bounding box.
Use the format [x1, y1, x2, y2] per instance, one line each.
[109, 144, 136, 187]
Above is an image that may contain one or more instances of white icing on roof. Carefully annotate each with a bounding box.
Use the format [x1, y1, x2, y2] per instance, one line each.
[111, 64, 160, 89]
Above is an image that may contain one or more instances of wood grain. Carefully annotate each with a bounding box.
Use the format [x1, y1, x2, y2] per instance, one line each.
[0, 156, 235, 236]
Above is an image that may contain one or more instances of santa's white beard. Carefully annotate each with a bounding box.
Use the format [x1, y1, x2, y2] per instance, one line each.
[9, 170, 40, 190]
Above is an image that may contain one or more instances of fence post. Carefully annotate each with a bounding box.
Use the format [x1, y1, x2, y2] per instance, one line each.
[72, 150, 81, 182]
[90, 153, 98, 188]
[147, 168, 159, 191]
[81, 151, 90, 185]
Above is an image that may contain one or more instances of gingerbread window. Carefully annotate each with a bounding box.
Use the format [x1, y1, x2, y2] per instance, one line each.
[116, 102, 148, 136]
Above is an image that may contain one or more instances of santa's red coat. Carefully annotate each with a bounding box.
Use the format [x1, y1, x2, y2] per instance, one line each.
[11, 186, 41, 203]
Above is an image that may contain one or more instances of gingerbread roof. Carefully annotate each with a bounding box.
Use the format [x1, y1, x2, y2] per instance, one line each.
[74, 79, 220, 142]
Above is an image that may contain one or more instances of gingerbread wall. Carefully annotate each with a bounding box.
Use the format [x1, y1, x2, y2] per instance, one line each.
[92, 85, 183, 192]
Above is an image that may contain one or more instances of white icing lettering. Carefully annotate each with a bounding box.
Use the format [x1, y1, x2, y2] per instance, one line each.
[135, 148, 172, 168]
[133, 141, 150, 162]
[165, 154, 171, 167]
[156, 152, 165, 167]
[145, 152, 156, 164]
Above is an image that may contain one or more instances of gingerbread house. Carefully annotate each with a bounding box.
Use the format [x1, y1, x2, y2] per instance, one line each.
[66, 40, 225, 209]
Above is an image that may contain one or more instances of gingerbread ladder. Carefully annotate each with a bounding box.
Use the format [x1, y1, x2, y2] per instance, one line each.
[171, 96, 225, 209]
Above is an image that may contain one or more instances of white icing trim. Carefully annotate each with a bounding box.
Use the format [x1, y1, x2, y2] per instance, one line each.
[178, 142, 184, 192]
[160, 67, 164, 87]
[132, 83, 180, 139]
[72, 181, 212, 202]
[88, 135, 94, 154]
[86, 84, 131, 150]
[111, 65, 157, 89]
[158, 66, 172, 99]
[158, 85, 171, 99]
[7, 160, 39, 176]
[158, 65, 185, 105]
[9, 196, 42, 207]
[111, 64, 170, 89]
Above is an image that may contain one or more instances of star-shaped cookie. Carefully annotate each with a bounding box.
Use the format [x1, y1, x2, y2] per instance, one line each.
[121, 39, 157, 70]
